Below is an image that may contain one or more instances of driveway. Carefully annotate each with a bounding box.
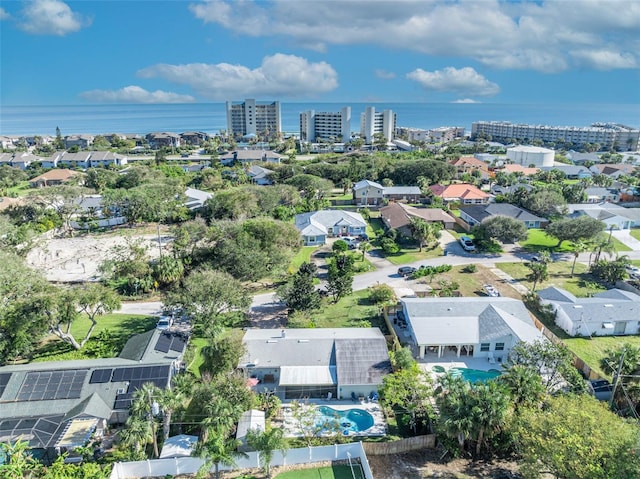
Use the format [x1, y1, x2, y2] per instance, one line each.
[612, 230, 640, 251]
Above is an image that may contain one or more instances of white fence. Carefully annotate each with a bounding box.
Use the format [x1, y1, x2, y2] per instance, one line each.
[110, 441, 373, 479]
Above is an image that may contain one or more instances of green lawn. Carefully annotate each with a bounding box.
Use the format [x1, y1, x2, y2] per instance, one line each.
[495, 261, 606, 298]
[288, 246, 317, 273]
[564, 336, 640, 379]
[630, 229, 640, 241]
[275, 465, 364, 479]
[308, 289, 384, 330]
[32, 313, 156, 362]
[6, 181, 31, 197]
[519, 228, 574, 253]
[382, 245, 444, 265]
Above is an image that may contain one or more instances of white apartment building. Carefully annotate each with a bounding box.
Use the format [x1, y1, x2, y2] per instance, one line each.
[300, 107, 351, 142]
[360, 107, 396, 143]
[471, 121, 639, 151]
[396, 126, 465, 143]
[226, 99, 282, 139]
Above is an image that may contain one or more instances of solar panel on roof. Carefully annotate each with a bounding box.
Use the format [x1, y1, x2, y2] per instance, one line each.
[89, 368, 112, 384]
[17, 370, 87, 401]
[155, 335, 171, 353]
[169, 337, 187, 352]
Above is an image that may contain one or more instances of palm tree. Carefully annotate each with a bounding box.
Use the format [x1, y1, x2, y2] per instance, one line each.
[570, 240, 588, 277]
[409, 217, 430, 252]
[119, 415, 152, 460]
[246, 427, 288, 478]
[358, 241, 372, 261]
[526, 261, 548, 292]
[159, 388, 184, 440]
[498, 365, 545, 410]
[131, 383, 162, 458]
[201, 396, 242, 442]
[195, 430, 246, 479]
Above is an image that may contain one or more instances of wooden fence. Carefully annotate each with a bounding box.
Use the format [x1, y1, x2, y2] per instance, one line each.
[363, 435, 436, 456]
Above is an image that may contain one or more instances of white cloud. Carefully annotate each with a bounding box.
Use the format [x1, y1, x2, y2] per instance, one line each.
[375, 69, 396, 80]
[79, 86, 195, 104]
[0, 7, 9, 20]
[570, 49, 637, 70]
[452, 98, 480, 104]
[19, 0, 90, 36]
[188, 0, 639, 72]
[407, 67, 500, 97]
[137, 54, 338, 100]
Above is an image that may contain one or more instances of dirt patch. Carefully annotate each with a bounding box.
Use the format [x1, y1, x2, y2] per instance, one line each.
[368, 450, 522, 479]
[25, 229, 167, 283]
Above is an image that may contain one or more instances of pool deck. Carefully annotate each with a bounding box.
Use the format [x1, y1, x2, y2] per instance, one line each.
[280, 400, 387, 438]
[419, 356, 504, 377]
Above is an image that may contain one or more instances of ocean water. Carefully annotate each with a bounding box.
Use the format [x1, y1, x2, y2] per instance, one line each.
[1, 102, 639, 137]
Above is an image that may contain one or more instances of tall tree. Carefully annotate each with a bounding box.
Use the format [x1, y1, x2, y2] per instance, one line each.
[516, 394, 640, 479]
[545, 216, 606, 247]
[326, 253, 354, 302]
[472, 215, 528, 244]
[277, 262, 321, 313]
[130, 383, 162, 458]
[246, 427, 288, 478]
[380, 367, 434, 436]
[194, 430, 246, 479]
[167, 267, 250, 339]
[526, 261, 548, 292]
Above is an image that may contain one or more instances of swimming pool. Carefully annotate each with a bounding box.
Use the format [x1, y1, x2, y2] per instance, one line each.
[450, 367, 501, 383]
[315, 406, 374, 434]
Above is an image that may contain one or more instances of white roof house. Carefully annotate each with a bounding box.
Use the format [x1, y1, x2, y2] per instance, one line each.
[399, 297, 542, 361]
[184, 187, 213, 210]
[238, 328, 391, 401]
[294, 210, 367, 245]
[538, 286, 640, 336]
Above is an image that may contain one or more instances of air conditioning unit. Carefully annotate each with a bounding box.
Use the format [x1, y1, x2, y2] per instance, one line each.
[116, 388, 127, 395]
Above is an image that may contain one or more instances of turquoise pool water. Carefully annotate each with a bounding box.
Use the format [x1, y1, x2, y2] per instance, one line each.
[315, 406, 374, 434]
[450, 367, 501, 383]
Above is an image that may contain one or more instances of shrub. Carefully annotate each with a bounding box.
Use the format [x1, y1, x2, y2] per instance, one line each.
[368, 284, 396, 304]
[462, 264, 477, 273]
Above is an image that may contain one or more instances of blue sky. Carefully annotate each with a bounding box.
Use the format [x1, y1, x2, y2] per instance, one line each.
[1, 0, 639, 105]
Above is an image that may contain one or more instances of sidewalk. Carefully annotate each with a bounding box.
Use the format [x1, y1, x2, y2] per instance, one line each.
[611, 230, 640, 251]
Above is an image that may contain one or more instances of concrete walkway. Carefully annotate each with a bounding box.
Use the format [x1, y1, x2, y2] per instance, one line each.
[612, 230, 640, 251]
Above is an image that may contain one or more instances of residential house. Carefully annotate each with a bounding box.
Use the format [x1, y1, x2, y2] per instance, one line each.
[0, 152, 14, 167]
[380, 202, 455, 236]
[41, 152, 64, 169]
[500, 164, 540, 176]
[238, 328, 392, 400]
[352, 180, 384, 205]
[538, 286, 640, 336]
[29, 169, 80, 188]
[450, 156, 491, 181]
[490, 182, 533, 197]
[583, 187, 620, 204]
[590, 163, 636, 179]
[59, 151, 92, 169]
[429, 183, 492, 205]
[89, 151, 128, 168]
[566, 150, 601, 165]
[566, 203, 637, 230]
[540, 165, 592, 180]
[180, 131, 209, 145]
[352, 179, 421, 206]
[184, 187, 213, 211]
[11, 152, 41, 170]
[0, 329, 186, 461]
[247, 165, 274, 185]
[0, 137, 16, 149]
[220, 150, 284, 166]
[398, 297, 542, 361]
[70, 195, 127, 230]
[459, 203, 548, 229]
[64, 135, 94, 149]
[294, 210, 367, 246]
[383, 186, 422, 203]
[147, 132, 181, 149]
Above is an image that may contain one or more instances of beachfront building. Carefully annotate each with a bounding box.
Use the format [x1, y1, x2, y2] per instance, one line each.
[226, 99, 282, 140]
[360, 107, 395, 143]
[396, 126, 465, 143]
[472, 121, 640, 151]
[300, 107, 351, 143]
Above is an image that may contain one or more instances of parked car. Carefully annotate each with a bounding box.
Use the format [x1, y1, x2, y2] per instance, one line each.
[357, 233, 369, 241]
[459, 235, 476, 252]
[625, 265, 640, 279]
[398, 266, 417, 277]
[588, 379, 613, 402]
[156, 317, 173, 330]
[483, 284, 500, 297]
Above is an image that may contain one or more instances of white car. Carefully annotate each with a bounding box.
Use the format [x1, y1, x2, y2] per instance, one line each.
[459, 235, 476, 252]
[626, 265, 640, 279]
[156, 317, 173, 330]
[483, 284, 500, 297]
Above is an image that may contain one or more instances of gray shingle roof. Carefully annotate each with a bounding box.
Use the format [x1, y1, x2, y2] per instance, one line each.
[460, 203, 547, 223]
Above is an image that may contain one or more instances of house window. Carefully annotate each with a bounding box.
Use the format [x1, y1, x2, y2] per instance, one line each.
[495, 343, 505, 351]
[308, 237, 315, 243]
[480, 343, 490, 352]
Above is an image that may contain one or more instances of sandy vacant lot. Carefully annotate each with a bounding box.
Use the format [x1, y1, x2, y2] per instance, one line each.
[26, 231, 167, 282]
